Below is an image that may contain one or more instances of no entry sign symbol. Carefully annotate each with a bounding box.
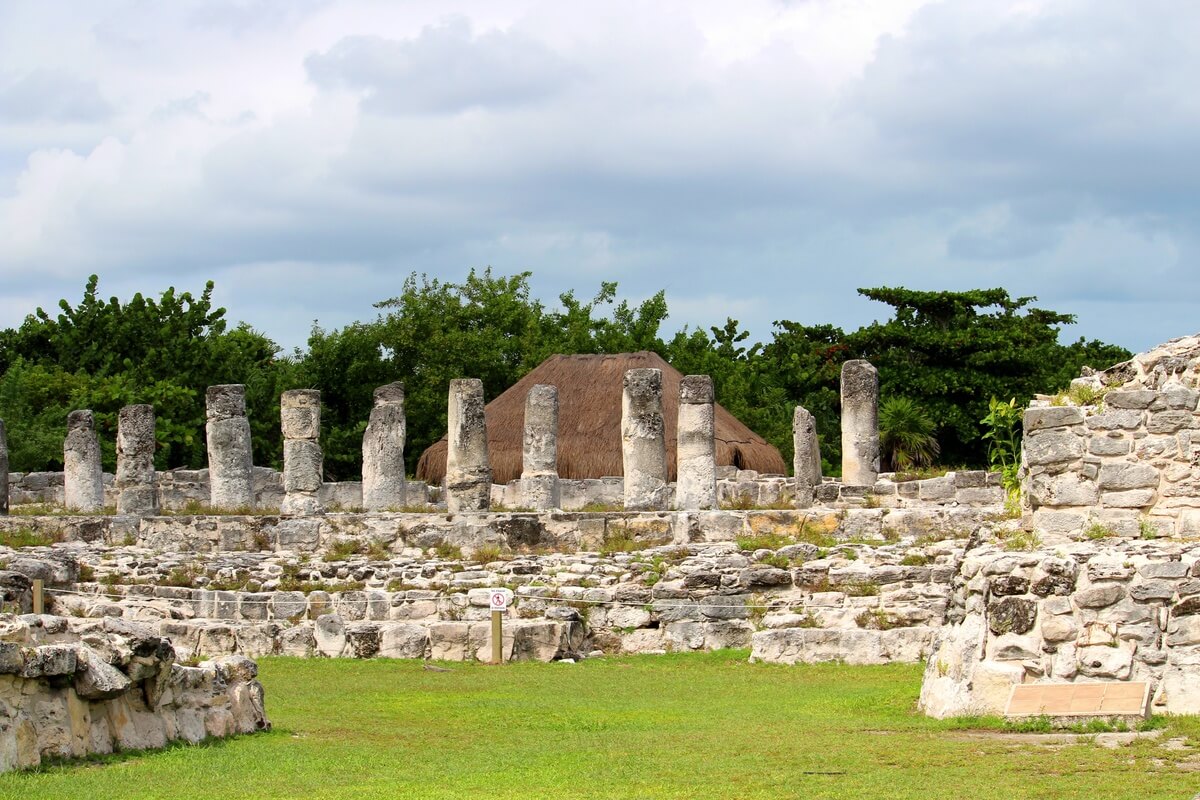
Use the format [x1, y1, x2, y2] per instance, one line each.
[488, 588, 512, 612]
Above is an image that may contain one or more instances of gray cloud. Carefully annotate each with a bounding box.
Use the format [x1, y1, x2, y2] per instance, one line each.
[0, 69, 112, 122]
[306, 18, 579, 114]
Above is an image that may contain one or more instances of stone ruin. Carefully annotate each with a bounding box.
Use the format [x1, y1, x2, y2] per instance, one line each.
[0, 609, 268, 772]
[2, 339, 1200, 736]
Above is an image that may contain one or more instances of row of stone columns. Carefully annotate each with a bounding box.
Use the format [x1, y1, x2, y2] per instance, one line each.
[5, 357, 880, 516]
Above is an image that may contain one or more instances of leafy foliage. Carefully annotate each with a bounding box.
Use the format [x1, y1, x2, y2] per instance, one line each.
[878, 397, 940, 472]
[0, 274, 1130, 480]
[981, 397, 1024, 508]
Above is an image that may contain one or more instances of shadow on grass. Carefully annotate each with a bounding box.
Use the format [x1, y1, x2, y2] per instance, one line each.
[14, 728, 286, 776]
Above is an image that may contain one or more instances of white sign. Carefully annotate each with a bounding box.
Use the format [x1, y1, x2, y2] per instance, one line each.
[488, 588, 513, 612]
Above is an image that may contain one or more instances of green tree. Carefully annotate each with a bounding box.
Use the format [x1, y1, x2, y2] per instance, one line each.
[0, 276, 290, 471]
[845, 287, 1130, 466]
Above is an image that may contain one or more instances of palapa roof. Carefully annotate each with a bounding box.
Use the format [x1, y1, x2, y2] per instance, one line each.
[416, 351, 787, 484]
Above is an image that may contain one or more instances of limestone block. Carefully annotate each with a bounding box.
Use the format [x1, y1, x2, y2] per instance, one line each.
[1040, 614, 1077, 643]
[1076, 643, 1133, 679]
[1075, 584, 1126, 608]
[1102, 489, 1156, 508]
[1098, 462, 1160, 491]
[621, 369, 667, 511]
[362, 382, 407, 511]
[116, 404, 157, 515]
[282, 441, 323, 494]
[206, 385, 255, 510]
[1141, 561, 1189, 580]
[519, 384, 560, 510]
[1085, 410, 1144, 431]
[676, 376, 717, 511]
[840, 360, 879, 486]
[379, 623, 429, 659]
[313, 614, 346, 657]
[1024, 406, 1084, 432]
[1089, 435, 1130, 457]
[445, 379, 491, 513]
[64, 411, 104, 512]
[917, 476, 955, 502]
[791, 405, 821, 507]
[1024, 429, 1084, 466]
[988, 597, 1037, 635]
[1028, 472, 1099, 507]
[1148, 411, 1194, 434]
[1105, 390, 1158, 410]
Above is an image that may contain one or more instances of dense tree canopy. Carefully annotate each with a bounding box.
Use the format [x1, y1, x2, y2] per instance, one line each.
[0, 272, 1132, 479]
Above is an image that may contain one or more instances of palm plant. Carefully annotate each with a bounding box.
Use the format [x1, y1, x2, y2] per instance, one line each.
[879, 396, 940, 472]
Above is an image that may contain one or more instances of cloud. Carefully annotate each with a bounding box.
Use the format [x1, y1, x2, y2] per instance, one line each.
[0, 0, 1196, 357]
[0, 69, 112, 123]
[305, 18, 579, 114]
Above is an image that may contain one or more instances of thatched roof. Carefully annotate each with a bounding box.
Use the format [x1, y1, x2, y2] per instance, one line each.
[416, 351, 786, 484]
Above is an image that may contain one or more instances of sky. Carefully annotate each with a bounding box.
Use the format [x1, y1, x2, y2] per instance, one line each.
[1, 0, 1197, 355]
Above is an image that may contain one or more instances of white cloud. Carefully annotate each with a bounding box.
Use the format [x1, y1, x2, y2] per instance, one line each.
[0, 0, 1195, 356]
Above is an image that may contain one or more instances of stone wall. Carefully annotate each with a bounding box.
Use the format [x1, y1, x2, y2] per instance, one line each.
[8, 467, 1003, 514]
[0, 505, 1001, 556]
[919, 538, 1200, 718]
[0, 614, 268, 773]
[1022, 334, 1200, 538]
[36, 534, 961, 664]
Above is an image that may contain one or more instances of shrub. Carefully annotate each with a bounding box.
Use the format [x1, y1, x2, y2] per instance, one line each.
[879, 396, 940, 472]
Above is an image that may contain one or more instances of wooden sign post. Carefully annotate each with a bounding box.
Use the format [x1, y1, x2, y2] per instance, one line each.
[487, 588, 512, 664]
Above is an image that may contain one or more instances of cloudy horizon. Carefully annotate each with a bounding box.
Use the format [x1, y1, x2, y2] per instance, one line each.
[2, 0, 1197, 355]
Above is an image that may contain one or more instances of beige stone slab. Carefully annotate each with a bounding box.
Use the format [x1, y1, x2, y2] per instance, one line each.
[1005, 682, 1150, 718]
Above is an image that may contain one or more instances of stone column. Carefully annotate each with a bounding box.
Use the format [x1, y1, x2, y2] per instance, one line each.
[362, 382, 407, 511]
[841, 359, 880, 486]
[445, 379, 491, 513]
[64, 410, 104, 512]
[792, 405, 822, 508]
[622, 368, 668, 511]
[206, 385, 255, 510]
[676, 375, 716, 510]
[116, 404, 158, 515]
[281, 389, 323, 515]
[0, 419, 8, 516]
[520, 384, 560, 510]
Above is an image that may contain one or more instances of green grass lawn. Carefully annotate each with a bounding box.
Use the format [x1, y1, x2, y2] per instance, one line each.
[3, 651, 1199, 799]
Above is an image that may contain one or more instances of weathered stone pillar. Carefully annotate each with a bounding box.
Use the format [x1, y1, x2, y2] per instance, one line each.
[793, 405, 822, 508]
[206, 385, 255, 510]
[362, 382, 407, 511]
[281, 389, 323, 515]
[676, 375, 716, 510]
[64, 410, 104, 512]
[841, 359, 880, 486]
[446, 379, 491, 513]
[116, 404, 158, 515]
[0, 419, 8, 516]
[520, 384, 560, 510]
[622, 368, 668, 511]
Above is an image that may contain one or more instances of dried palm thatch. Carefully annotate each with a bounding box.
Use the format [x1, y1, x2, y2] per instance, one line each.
[416, 352, 786, 484]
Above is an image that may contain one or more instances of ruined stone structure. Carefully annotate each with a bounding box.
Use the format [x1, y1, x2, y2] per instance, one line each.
[675, 376, 717, 511]
[206, 385, 254, 511]
[280, 390, 323, 516]
[792, 405, 821, 509]
[840, 360, 879, 486]
[1023, 335, 1200, 538]
[519, 384, 560, 510]
[116, 404, 157, 515]
[0, 615, 268, 773]
[622, 368, 668, 511]
[63, 410, 103, 512]
[920, 538, 1200, 718]
[362, 382, 407, 512]
[0, 419, 8, 516]
[445, 379, 491, 513]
